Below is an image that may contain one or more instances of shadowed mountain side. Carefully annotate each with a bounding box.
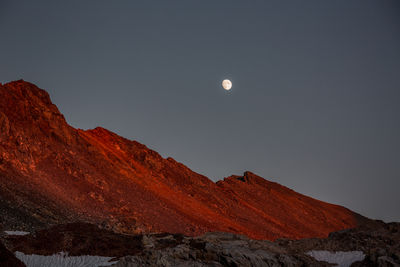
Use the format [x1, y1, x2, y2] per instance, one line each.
[0, 80, 362, 240]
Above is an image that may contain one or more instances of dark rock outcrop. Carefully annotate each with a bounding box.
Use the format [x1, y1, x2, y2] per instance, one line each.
[0, 241, 25, 267]
[3, 223, 143, 257]
[3, 221, 399, 266]
[1, 223, 324, 266]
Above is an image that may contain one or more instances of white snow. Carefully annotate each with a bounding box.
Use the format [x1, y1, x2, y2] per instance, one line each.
[306, 250, 365, 267]
[4, 230, 30, 236]
[15, 251, 118, 267]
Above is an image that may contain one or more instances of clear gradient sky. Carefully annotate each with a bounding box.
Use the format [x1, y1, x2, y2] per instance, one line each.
[1, 1, 399, 222]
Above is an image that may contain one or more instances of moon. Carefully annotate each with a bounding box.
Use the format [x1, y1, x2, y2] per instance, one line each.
[222, 79, 232, 90]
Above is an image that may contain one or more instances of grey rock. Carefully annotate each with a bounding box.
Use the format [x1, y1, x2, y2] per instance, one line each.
[112, 232, 314, 267]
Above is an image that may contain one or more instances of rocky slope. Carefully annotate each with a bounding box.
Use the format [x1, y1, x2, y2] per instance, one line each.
[0, 80, 361, 240]
[2, 221, 399, 266]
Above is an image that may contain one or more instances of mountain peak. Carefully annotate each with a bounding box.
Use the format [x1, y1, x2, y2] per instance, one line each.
[0, 80, 66, 127]
[220, 171, 263, 184]
[2, 79, 53, 104]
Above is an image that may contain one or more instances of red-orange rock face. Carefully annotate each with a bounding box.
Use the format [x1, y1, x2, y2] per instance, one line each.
[0, 80, 360, 240]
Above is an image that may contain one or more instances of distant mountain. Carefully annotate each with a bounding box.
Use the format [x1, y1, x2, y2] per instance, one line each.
[0, 80, 363, 240]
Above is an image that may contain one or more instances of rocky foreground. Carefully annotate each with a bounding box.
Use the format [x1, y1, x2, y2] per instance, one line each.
[1, 220, 399, 266]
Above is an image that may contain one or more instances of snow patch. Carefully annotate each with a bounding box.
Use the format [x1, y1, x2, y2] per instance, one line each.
[15, 251, 118, 267]
[307, 250, 365, 267]
[4, 230, 30, 236]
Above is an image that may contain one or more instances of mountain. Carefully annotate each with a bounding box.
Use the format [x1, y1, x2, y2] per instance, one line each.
[0, 80, 362, 240]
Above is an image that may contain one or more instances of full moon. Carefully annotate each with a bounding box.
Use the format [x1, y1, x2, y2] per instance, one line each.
[222, 79, 232, 90]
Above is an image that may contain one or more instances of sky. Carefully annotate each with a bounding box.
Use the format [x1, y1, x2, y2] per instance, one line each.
[0, 0, 399, 222]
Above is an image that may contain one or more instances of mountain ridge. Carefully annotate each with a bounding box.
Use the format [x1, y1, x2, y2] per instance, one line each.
[0, 80, 362, 240]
